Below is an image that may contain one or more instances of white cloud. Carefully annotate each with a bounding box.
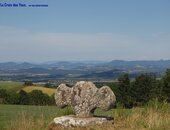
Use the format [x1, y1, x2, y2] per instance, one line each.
[0, 26, 169, 62]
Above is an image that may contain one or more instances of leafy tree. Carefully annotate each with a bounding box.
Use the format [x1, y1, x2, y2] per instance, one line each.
[162, 69, 170, 102]
[24, 81, 33, 86]
[131, 73, 156, 106]
[18, 90, 29, 105]
[0, 89, 7, 97]
[117, 74, 132, 108]
[6, 92, 20, 104]
[44, 82, 52, 88]
[28, 90, 52, 105]
[0, 89, 8, 103]
[106, 82, 118, 92]
[0, 88, 55, 105]
[149, 79, 163, 101]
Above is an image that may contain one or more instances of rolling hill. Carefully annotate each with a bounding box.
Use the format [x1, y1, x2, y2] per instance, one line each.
[0, 60, 170, 81]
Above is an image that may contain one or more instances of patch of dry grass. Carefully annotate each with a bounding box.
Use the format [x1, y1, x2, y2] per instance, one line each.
[113, 108, 170, 130]
[4, 101, 170, 130]
[112, 101, 170, 130]
[7, 112, 48, 130]
[22, 86, 55, 96]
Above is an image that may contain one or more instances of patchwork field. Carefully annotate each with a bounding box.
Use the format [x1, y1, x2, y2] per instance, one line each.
[0, 102, 170, 130]
[0, 81, 55, 96]
[22, 86, 55, 96]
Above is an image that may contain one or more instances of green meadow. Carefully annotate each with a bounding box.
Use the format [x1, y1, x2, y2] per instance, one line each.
[0, 81, 23, 92]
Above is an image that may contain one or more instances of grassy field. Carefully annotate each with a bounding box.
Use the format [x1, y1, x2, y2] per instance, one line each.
[0, 104, 73, 130]
[22, 86, 55, 96]
[0, 81, 170, 130]
[0, 81, 23, 92]
[0, 101, 170, 130]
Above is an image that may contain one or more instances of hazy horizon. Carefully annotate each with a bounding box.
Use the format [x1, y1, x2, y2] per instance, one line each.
[1, 59, 170, 64]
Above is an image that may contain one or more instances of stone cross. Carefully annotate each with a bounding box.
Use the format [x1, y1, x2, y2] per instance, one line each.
[55, 81, 116, 117]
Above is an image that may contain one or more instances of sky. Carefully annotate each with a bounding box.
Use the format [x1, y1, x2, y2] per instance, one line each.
[0, 0, 170, 62]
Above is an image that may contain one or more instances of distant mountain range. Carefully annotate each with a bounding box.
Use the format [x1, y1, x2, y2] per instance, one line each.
[0, 60, 170, 82]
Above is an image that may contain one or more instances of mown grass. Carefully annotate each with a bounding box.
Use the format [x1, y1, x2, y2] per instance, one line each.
[22, 86, 55, 96]
[0, 100, 169, 130]
[0, 81, 23, 92]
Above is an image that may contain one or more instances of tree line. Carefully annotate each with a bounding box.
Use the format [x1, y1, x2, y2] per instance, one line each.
[0, 69, 169, 107]
[108, 69, 170, 108]
[0, 89, 55, 105]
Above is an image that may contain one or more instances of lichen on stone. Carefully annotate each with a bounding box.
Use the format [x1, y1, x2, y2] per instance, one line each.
[55, 81, 116, 117]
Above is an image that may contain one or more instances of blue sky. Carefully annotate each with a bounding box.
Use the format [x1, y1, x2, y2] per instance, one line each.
[0, 0, 170, 62]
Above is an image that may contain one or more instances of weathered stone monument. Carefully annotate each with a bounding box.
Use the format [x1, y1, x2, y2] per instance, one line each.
[50, 81, 116, 128]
